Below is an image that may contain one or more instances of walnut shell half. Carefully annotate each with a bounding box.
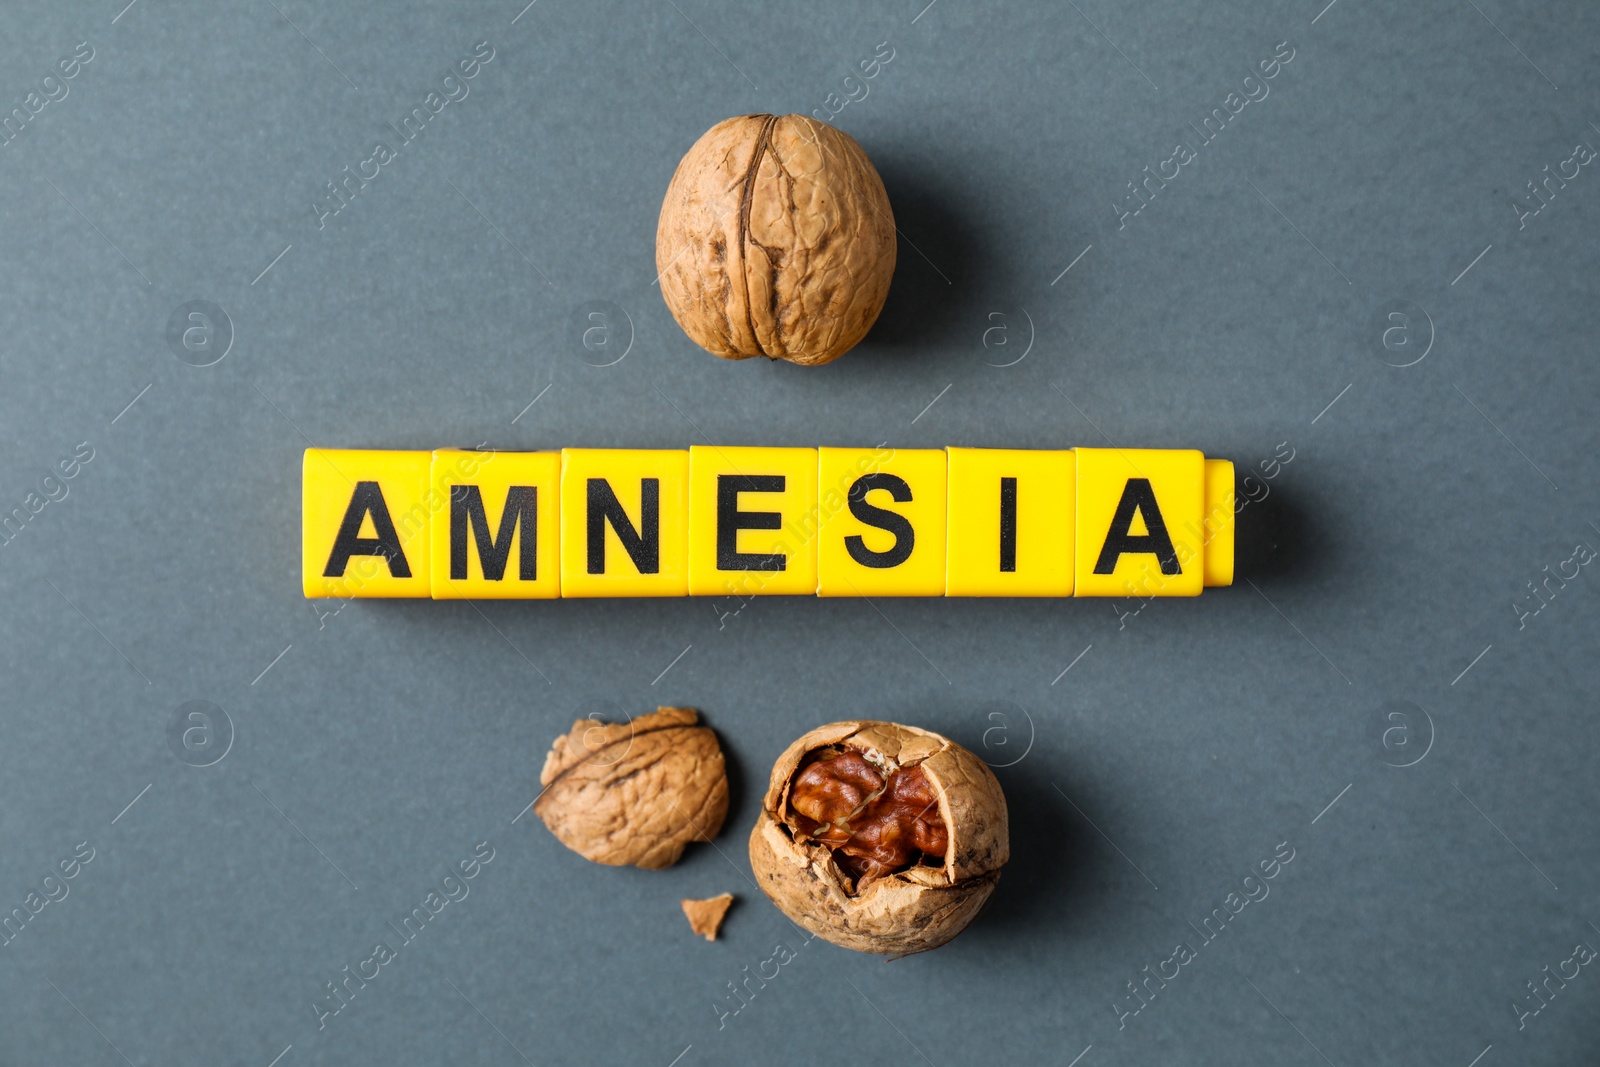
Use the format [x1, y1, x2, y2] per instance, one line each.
[749, 720, 1008, 955]
[535, 707, 728, 869]
[656, 114, 897, 366]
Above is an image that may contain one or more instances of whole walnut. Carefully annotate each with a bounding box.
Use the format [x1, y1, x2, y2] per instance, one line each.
[749, 720, 1008, 955]
[656, 114, 897, 366]
[535, 707, 728, 869]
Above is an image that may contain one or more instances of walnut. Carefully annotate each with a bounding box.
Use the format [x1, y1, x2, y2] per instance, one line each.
[749, 720, 1008, 955]
[656, 114, 897, 367]
[534, 707, 728, 869]
[681, 893, 734, 941]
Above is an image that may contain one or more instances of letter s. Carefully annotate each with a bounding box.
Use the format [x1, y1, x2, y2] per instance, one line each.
[473, 840, 495, 863]
[844, 473, 915, 568]
[74, 441, 95, 464]
[75, 41, 96, 63]
[473, 40, 495, 62]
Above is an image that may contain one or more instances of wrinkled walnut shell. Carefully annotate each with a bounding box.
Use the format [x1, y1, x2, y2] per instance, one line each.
[656, 113, 897, 366]
[535, 707, 728, 869]
[749, 720, 1008, 955]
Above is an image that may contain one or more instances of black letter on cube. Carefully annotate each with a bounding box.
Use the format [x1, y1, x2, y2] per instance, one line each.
[1093, 478, 1180, 576]
[717, 474, 786, 571]
[324, 481, 411, 578]
[451, 485, 538, 581]
[587, 478, 659, 575]
[845, 473, 915, 569]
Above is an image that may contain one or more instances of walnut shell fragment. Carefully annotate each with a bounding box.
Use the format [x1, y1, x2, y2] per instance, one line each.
[656, 113, 897, 366]
[681, 893, 734, 941]
[749, 720, 1008, 956]
[535, 707, 728, 870]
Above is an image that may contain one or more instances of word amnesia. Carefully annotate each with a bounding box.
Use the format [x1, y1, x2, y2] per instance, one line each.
[301, 445, 1235, 600]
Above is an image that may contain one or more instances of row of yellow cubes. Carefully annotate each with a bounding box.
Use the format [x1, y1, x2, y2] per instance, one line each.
[302, 446, 1235, 599]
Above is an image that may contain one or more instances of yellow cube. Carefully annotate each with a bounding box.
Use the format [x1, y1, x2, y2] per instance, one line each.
[1074, 447, 1205, 598]
[816, 447, 947, 597]
[1202, 458, 1235, 587]
[429, 450, 561, 600]
[946, 448, 1075, 597]
[302, 449, 434, 598]
[687, 446, 818, 597]
[560, 449, 689, 597]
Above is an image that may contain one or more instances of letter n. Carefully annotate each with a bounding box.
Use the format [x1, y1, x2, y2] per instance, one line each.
[587, 478, 659, 574]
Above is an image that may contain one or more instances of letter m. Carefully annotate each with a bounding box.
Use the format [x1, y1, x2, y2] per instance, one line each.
[450, 485, 537, 581]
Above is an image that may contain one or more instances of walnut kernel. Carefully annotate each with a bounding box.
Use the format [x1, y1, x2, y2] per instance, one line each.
[749, 720, 1008, 955]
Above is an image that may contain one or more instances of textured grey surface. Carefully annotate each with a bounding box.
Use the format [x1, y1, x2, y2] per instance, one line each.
[2, 1, 1598, 1064]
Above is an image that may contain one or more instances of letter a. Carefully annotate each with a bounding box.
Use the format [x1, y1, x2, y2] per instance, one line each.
[324, 481, 412, 577]
[1093, 478, 1179, 575]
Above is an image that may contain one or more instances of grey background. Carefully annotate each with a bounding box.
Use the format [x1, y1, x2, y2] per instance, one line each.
[1, 0, 1596, 1064]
